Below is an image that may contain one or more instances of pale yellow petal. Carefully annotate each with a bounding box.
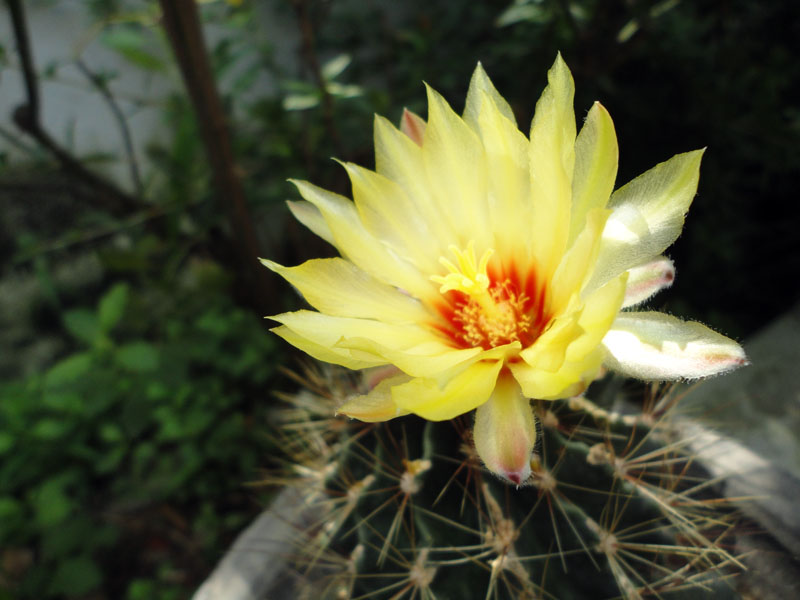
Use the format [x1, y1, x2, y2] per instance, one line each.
[337, 336, 482, 379]
[474, 88, 533, 264]
[529, 54, 576, 279]
[270, 325, 384, 370]
[587, 149, 704, 293]
[291, 179, 432, 297]
[463, 62, 517, 131]
[286, 200, 334, 245]
[549, 208, 610, 314]
[373, 115, 455, 246]
[570, 102, 618, 244]
[271, 310, 434, 354]
[423, 85, 490, 250]
[510, 346, 605, 400]
[337, 374, 412, 422]
[391, 360, 504, 421]
[602, 311, 747, 380]
[340, 161, 440, 273]
[565, 272, 627, 362]
[519, 311, 584, 373]
[260, 257, 429, 323]
[339, 339, 520, 383]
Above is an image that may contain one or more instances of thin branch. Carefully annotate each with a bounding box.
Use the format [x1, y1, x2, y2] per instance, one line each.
[6, 0, 39, 116]
[75, 58, 144, 198]
[0, 124, 40, 158]
[7, 200, 194, 266]
[4, 0, 140, 215]
[157, 0, 277, 315]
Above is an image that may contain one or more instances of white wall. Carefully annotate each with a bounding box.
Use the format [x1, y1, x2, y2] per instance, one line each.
[0, 0, 299, 193]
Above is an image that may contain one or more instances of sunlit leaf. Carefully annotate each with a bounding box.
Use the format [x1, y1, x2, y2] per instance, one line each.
[98, 282, 129, 332]
[116, 342, 159, 372]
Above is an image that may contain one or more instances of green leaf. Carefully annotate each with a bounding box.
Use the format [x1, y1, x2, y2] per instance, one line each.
[327, 82, 363, 99]
[100, 27, 164, 71]
[63, 308, 100, 345]
[42, 390, 83, 412]
[99, 423, 124, 444]
[282, 94, 320, 111]
[321, 53, 351, 80]
[32, 419, 70, 440]
[495, 2, 551, 27]
[0, 432, 14, 455]
[0, 497, 23, 537]
[117, 342, 159, 372]
[33, 478, 74, 528]
[98, 282, 129, 332]
[48, 556, 103, 596]
[41, 515, 98, 559]
[95, 446, 126, 474]
[127, 579, 157, 600]
[44, 352, 93, 387]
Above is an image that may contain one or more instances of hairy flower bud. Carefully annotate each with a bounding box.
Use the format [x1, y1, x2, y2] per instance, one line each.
[473, 371, 536, 485]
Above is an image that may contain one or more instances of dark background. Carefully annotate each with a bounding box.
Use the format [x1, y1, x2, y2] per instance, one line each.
[0, 0, 798, 598]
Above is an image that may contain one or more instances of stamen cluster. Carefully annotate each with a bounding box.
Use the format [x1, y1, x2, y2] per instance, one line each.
[452, 280, 534, 349]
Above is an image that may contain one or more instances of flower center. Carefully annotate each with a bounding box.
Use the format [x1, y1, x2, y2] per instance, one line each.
[431, 243, 544, 350]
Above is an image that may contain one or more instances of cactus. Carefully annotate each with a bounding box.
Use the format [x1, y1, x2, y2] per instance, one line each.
[268, 365, 741, 600]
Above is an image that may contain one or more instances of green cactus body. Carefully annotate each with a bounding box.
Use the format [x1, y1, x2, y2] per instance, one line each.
[273, 368, 740, 600]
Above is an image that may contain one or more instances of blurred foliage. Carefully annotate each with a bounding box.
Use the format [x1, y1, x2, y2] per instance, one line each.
[0, 0, 798, 598]
[0, 258, 276, 597]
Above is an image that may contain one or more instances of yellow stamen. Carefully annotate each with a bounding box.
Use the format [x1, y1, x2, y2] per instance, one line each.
[431, 241, 494, 298]
[432, 243, 535, 349]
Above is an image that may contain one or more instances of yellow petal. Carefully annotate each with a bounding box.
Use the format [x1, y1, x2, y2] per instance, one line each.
[391, 360, 503, 421]
[271, 325, 384, 370]
[340, 339, 520, 383]
[474, 88, 533, 264]
[549, 207, 610, 313]
[340, 161, 441, 273]
[473, 372, 536, 485]
[463, 62, 517, 130]
[529, 54, 576, 280]
[519, 311, 584, 373]
[337, 336, 482, 379]
[510, 346, 606, 400]
[291, 179, 432, 297]
[271, 310, 434, 353]
[260, 257, 429, 322]
[570, 102, 618, 244]
[373, 115, 456, 245]
[286, 200, 334, 245]
[423, 85, 490, 250]
[566, 272, 627, 362]
[337, 374, 412, 422]
[588, 149, 704, 293]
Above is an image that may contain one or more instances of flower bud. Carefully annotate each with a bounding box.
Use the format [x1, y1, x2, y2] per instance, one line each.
[473, 371, 537, 486]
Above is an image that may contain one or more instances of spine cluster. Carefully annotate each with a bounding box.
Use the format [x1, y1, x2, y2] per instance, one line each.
[268, 366, 741, 600]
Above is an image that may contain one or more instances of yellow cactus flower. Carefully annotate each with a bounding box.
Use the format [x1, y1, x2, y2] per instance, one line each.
[263, 55, 747, 485]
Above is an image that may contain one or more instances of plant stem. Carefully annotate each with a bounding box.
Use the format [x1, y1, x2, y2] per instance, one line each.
[157, 0, 277, 314]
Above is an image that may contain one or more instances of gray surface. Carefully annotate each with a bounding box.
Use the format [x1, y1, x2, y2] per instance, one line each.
[678, 302, 800, 480]
[192, 487, 308, 600]
[678, 302, 800, 597]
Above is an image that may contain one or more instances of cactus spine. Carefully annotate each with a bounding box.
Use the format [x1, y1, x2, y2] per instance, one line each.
[270, 366, 741, 600]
